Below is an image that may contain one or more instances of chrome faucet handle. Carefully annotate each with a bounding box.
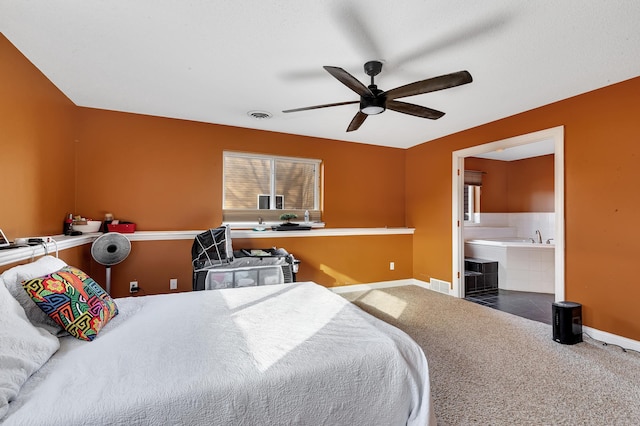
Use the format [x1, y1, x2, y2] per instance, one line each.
[535, 229, 542, 243]
[529, 238, 536, 243]
[546, 238, 554, 244]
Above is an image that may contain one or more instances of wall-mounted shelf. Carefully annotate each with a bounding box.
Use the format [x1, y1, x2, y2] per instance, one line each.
[0, 228, 414, 267]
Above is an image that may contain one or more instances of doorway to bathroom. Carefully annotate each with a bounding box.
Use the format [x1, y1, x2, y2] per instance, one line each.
[451, 126, 565, 315]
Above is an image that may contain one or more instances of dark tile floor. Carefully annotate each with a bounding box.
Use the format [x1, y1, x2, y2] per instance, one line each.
[465, 290, 555, 324]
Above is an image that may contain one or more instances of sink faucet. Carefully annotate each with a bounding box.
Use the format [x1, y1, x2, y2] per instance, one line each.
[535, 230, 542, 244]
[258, 217, 263, 225]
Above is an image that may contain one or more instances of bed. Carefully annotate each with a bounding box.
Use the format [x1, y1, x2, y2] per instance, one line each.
[1, 256, 434, 425]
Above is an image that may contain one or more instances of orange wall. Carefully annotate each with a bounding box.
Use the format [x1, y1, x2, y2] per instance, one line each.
[92, 234, 412, 298]
[233, 234, 413, 286]
[70, 109, 409, 295]
[0, 34, 77, 240]
[407, 76, 640, 341]
[465, 157, 509, 212]
[74, 108, 406, 230]
[96, 240, 195, 298]
[465, 155, 554, 212]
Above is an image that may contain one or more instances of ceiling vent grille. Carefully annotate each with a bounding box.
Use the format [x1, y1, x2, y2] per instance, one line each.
[247, 111, 272, 120]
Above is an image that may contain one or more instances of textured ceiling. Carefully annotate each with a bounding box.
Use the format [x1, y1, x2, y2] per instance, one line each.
[2, 0, 639, 149]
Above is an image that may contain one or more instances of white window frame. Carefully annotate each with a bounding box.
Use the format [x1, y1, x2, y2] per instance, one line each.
[223, 151, 322, 223]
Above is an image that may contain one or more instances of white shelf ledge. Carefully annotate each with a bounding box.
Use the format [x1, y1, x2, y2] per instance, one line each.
[0, 234, 96, 267]
[0, 228, 414, 267]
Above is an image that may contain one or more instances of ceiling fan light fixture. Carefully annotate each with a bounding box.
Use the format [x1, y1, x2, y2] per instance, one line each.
[361, 105, 385, 115]
[360, 94, 386, 115]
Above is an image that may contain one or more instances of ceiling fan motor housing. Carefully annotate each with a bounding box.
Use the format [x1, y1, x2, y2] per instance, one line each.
[361, 85, 386, 115]
[364, 60, 383, 77]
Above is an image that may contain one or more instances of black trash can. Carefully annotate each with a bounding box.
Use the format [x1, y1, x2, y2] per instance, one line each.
[552, 301, 582, 344]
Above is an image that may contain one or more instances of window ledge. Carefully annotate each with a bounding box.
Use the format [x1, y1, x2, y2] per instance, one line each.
[224, 221, 326, 230]
[230, 227, 414, 238]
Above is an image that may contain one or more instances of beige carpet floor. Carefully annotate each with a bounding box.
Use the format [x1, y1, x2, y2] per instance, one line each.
[341, 285, 640, 425]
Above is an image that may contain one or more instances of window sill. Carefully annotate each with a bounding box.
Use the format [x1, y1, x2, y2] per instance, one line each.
[223, 221, 326, 230]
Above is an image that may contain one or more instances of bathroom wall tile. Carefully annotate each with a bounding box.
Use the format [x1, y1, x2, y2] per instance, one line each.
[541, 266, 555, 284]
[465, 234, 555, 294]
[466, 212, 556, 241]
[463, 226, 516, 240]
[540, 249, 555, 263]
[477, 213, 509, 226]
[507, 249, 531, 270]
[500, 278, 527, 291]
[507, 212, 555, 241]
[508, 267, 529, 282]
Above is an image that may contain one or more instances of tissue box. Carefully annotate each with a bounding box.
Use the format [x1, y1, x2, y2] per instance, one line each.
[107, 223, 136, 233]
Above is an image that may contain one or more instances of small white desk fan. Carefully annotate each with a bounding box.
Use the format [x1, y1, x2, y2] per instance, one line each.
[91, 232, 131, 294]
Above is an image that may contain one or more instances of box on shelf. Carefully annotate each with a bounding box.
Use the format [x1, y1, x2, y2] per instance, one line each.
[107, 223, 136, 233]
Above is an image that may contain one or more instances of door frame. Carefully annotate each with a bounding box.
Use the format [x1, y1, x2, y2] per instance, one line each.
[451, 126, 565, 301]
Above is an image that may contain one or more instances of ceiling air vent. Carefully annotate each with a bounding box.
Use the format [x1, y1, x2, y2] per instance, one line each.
[247, 111, 272, 120]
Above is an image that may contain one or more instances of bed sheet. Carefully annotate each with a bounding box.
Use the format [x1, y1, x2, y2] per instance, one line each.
[4, 282, 434, 425]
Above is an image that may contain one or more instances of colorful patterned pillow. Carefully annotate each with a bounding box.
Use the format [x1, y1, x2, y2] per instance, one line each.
[22, 266, 118, 341]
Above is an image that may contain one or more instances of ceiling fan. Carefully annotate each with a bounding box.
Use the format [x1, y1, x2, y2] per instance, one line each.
[283, 60, 472, 132]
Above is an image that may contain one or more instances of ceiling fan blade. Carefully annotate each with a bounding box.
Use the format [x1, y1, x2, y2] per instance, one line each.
[283, 100, 359, 113]
[386, 100, 445, 120]
[324, 66, 373, 97]
[385, 70, 473, 100]
[332, 4, 384, 61]
[347, 111, 368, 132]
[393, 15, 510, 69]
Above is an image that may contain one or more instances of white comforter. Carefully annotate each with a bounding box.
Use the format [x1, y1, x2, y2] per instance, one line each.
[4, 282, 434, 425]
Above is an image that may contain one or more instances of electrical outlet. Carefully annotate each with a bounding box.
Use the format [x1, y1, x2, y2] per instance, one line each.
[390, 261, 395, 271]
[169, 278, 178, 290]
[129, 281, 139, 293]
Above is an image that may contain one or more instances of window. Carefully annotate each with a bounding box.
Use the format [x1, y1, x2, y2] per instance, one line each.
[464, 184, 479, 221]
[464, 170, 483, 223]
[223, 152, 321, 222]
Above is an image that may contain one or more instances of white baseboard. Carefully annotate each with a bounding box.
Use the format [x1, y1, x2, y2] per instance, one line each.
[583, 325, 640, 353]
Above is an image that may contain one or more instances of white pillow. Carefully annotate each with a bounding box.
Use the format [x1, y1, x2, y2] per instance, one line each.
[0, 256, 68, 335]
[0, 278, 60, 420]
